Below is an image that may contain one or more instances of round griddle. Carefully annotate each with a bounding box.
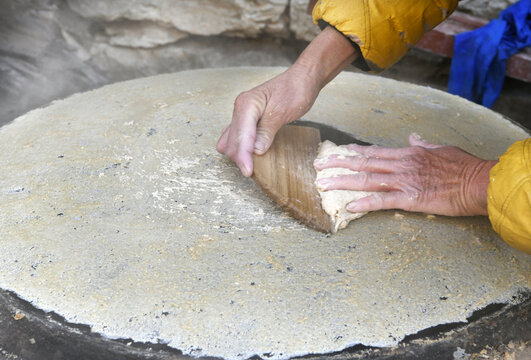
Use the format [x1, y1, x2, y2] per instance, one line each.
[0, 67, 529, 359]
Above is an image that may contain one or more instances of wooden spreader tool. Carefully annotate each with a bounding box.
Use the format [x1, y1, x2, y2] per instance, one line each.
[251, 121, 370, 233]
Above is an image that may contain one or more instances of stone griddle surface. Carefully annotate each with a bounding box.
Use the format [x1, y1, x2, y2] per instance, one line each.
[0, 67, 529, 360]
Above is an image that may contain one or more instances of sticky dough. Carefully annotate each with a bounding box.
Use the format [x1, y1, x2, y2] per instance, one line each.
[315, 140, 374, 233]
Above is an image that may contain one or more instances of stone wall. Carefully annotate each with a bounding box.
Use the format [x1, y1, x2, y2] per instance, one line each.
[0, 0, 313, 125]
[0, 0, 522, 126]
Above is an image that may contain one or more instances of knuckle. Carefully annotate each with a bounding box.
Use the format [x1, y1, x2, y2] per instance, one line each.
[256, 127, 272, 140]
[345, 144, 360, 151]
[400, 156, 416, 169]
[234, 91, 251, 108]
[365, 145, 380, 156]
[356, 155, 369, 169]
[224, 143, 240, 160]
[399, 157, 414, 170]
[396, 172, 420, 190]
[216, 141, 225, 153]
[409, 145, 428, 157]
[225, 147, 236, 159]
[356, 172, 370, 186]
[405, 190, 420, 201]
[401, 151, 427, 169]
[369, 192, 385, 206]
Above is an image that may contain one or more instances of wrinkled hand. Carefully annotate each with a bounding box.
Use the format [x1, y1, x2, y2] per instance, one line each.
[216, 66, 320, 177]
[314, 134, 497, 217]
[217, 26, 357, 177]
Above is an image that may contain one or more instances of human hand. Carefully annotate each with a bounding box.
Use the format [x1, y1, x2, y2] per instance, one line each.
[216, 66, 321, 177]
[314, 134, 497, 217]
[217, 26, 358, 177]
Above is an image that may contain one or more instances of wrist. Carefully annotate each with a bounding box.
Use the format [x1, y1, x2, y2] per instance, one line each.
[467, 160, 497, 216]
[293, 26, 358, 89]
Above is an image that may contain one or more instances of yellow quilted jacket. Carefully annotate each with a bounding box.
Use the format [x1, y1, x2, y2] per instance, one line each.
[488, 139, 531, 253]
[312, 0, 531, 253]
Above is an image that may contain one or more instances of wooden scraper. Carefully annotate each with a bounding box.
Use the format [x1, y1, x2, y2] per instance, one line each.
[251, 121, 370, 233]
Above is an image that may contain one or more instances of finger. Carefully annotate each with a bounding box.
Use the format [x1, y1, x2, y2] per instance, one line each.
[342, 143, 416, 160]
[314, 154, 400, 173]
[346, 192, 411, 212]
[226, 95, 265, 177]
[316, 173, 394, 192]
[226, 123, 256, 177]
[216, 125, 230, 154]
[408, 133, 443, 149]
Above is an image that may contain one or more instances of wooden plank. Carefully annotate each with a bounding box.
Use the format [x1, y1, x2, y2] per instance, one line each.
[252, 125, 332, 233]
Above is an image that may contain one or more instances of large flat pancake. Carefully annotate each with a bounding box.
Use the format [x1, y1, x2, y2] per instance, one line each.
[0, 67, 529, 360]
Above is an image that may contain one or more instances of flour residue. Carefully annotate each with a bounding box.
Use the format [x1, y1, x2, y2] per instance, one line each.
[1, 68, 529, 360]
[135, 149, 305, 232]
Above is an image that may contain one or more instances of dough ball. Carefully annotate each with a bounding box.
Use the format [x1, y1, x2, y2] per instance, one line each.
[315, 140, 375, 233]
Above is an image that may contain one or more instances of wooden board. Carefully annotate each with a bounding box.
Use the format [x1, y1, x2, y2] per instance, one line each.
[252, 125, 332, 233]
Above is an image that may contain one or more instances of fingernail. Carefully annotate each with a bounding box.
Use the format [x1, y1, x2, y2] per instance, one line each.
[313, 158, 327, 167]
[346, 202, 359, 212]
[316, 178, 330, 190]
[241, 165, 251, 177]
[254, 141, 265, 153]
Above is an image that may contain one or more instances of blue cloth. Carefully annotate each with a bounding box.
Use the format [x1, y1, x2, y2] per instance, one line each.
[448, 0, 531, 108]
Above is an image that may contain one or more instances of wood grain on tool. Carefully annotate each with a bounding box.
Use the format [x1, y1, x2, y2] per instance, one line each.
[252, 125, 332, 232]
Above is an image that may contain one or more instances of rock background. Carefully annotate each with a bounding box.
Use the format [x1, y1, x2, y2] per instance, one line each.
[459, 0, 519, 19]
[0, 0, 528, 128]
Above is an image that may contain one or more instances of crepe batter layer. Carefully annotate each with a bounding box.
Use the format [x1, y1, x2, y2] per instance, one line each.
[0, 68, 529, 360]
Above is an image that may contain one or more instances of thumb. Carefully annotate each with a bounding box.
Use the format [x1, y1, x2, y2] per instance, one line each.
[254, 119, 284, 155]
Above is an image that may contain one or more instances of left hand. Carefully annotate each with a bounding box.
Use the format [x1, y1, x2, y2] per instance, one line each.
[216, 26, 357, 177]
[314, 133, 497, 217]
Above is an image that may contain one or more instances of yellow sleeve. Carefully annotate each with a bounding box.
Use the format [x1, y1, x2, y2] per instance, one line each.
[312, 0, 458, 72]
[488, 139, 531, 254]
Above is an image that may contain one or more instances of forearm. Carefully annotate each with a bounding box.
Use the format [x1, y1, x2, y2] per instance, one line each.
[292, 26, 358, 90]
[311, 0, 457, 72]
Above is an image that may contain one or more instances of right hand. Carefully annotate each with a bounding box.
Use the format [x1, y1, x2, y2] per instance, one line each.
[314, 134, 496, 217]
[216, 66, 321, 177]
